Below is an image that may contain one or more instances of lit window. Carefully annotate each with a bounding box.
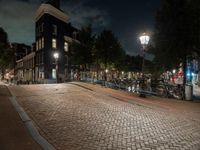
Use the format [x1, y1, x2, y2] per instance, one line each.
[64, 42, 68, 52]
[52, 69, 56, 79]
[52, 38, 56, 48]
[52, 24, 57, 35]
[39, 72, 44, 79]
[42, 37, 44, 48]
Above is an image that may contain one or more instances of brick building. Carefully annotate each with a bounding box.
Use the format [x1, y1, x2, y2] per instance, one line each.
[35, 0, 78, 83]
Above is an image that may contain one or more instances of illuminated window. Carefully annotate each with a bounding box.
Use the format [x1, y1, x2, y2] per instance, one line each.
[52, 69, 56, 79]
[64, 42, 68, 52]
[39, 72, 44, 79]
[52, 38, 56, 48]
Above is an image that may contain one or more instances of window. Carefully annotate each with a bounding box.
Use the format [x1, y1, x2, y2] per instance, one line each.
[41, 52, 44, 64]
[36, 55, 38, 65]
[38, 52, 43, 64]
[36, 41, 38, 51]
[37, 27, 39, 37]
[52, 69, 56, 79]
[39, 38, 41, 50]
[64, 42, 68, 52]
[42, 37, 44, 48]
[52, 24, 57, 35]
[39, 26, 41, 36]
[73, 31, 77, 39]
[41, 23, 44, 32]
[52, 38, 57, 48]
[39, 72, 44, 79]
[38, 53, 40, 64]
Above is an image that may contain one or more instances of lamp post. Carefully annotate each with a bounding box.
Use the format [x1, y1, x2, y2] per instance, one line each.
[139, 32, 150, 97]
[104, 69, 108, 86]
[139, 33, 150, 73]
[53, 52, 59, 83]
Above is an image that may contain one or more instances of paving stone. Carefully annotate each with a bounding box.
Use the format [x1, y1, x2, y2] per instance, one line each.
[8, 83, 200, 150]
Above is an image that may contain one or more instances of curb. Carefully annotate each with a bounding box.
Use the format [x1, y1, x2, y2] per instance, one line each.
[7, 87, 56, 150]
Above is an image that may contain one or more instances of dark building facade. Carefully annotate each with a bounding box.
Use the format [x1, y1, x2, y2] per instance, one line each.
[12, 43, 31, 61]
[16, 52, 35, 83]
[11, 43, 32, 77]
[35, 0, 78, 83]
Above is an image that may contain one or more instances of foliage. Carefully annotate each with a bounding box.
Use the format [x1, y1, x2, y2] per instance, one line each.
[124, 55, 142, 72]
[95, 30, 125, 70]
[71, 27, 126, 71]
[153, 0, 200, 71]
[124, 54, 160, 75]
[70, 24, 95, 70]
[0, 28, 13, 73]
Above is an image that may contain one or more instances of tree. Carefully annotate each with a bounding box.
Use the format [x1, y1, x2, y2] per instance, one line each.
[71, 24, 96, 71]
[0, 27, 13, 80]
[153, 0, 200, 83]
[95, 30, 125, 70]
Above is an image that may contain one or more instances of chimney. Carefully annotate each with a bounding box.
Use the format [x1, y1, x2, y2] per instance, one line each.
[46, 0, 60, 9]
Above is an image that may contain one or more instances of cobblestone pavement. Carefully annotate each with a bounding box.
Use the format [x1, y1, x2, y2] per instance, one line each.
[8, 82, 200, 150]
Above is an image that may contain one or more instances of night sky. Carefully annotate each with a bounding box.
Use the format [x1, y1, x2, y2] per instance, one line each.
[0, 0, 161, 56]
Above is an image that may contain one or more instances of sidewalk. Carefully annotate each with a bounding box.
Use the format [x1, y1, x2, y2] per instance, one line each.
[194, 84, 200, 100]
[0, 84, 42, 150]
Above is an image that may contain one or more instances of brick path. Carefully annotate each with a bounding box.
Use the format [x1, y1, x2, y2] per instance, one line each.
[8, 82, 200, 150]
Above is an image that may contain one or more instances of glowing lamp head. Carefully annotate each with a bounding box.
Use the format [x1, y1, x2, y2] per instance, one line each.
[105, 69, 109, 73]
[172, 69, 176, 74]
[53, 52, 59, 59]
[139, 33, 150, 45]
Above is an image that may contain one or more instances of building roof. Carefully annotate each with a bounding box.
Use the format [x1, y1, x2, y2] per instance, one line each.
[35, 3, 69, 23]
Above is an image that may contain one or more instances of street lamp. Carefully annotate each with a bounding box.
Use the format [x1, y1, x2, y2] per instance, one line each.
[139, 32, 150, 97]
[104, 69, 109, 86]
[53, 52, 59, 83]
[172, 69, 176, 74]
[139, 32, 150, 73]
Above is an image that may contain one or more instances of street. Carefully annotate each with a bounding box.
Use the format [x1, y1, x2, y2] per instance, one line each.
[0, 84, 42, 150]
[8, 82, 200, 150]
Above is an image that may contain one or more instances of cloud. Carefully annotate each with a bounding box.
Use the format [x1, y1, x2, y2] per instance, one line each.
[0, 0, 109, 45]
[0, 0, 40, 44]
[61, 0, 109, 29]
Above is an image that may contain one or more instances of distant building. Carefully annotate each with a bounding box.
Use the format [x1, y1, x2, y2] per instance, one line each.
[16, 59, 23, 82]
[22, 52, 35, 83]
[11, 43, 32, 79]
[35, 0, 78, 83]
[15, 50, 35, 84]
[11, 43, 31, 61]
